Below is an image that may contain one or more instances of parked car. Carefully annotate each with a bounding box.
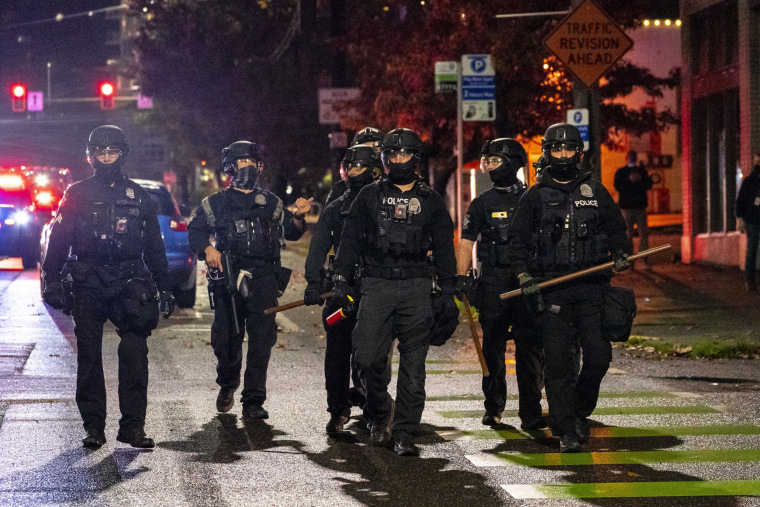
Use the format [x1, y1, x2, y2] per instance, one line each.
[0, 171, 47, 269]
[39, 179, 198, 308]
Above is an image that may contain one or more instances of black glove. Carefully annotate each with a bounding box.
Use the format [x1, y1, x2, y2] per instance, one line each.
[430, 291, 460, 346]
[518, 273, 544, 315]
[613, 251, 632, 272]
[304, 282, 324, 306]
[454, 274, 476, 303]
[331, 279, 357, 315]
[42, 282, 65, 310]
[159, 290, 176, 318]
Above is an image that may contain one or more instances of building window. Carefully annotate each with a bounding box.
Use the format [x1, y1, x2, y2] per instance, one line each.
[690, 1, 738, 76]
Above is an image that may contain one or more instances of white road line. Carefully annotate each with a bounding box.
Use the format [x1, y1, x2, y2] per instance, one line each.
[465, 454, 504, 467]
[607, 368, 626, 375]
[161, 326, 210, 332]
[671, 391, 702, 398]
[276, 313, 302, 333]
[502, 484, 547, 499]
[436, 429, 467, 441]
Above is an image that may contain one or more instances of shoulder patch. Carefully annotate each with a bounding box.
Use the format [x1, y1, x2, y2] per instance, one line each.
[201, 196, 215, 228]
[255, 193, 267, 206]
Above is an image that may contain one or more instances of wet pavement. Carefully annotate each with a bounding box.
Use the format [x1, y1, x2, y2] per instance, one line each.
[0, 236, 759, 505]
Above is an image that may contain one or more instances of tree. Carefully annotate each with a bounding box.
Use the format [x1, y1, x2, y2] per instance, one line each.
[126, 0, 332, 201]
[338, 0, 679, 195]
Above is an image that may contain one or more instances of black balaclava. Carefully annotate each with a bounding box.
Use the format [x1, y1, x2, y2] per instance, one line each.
[347, 168, 374, 193]
[488, 157, 522, 187]
[229, 162, 259, 190]
[86, 125, 128, 185]
[92, 157, 123, 185]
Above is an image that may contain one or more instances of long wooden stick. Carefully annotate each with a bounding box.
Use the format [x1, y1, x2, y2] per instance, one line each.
[462, 295, 489, 377]
[264, 292, 333, 315]
[500, 244, 672, 301]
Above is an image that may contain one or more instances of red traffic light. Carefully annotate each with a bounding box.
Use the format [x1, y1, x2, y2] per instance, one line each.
[100, 82, 114, 97]
[99, 81, 115, 110]
[10, 83, 27, 112]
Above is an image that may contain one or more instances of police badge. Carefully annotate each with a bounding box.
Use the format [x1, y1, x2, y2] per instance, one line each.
[126, 188, 135, 199]
[580, 184, 593, 198]
[255, 193, 267, 206]
[408, 197, 421, 214]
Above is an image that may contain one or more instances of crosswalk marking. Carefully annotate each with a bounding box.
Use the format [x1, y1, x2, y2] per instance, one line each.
[502, 480, 760, 499]
[426, 391, 702, 402]
[438, 405, 720, 419]
[437, 424, 760, 441]
[471, 449, 760, 467]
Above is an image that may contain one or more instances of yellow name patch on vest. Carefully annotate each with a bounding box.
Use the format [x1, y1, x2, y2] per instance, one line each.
[491, 211, 508, 218]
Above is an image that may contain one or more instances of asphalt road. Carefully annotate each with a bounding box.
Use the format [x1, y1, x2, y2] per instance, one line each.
[0, 246, 759, 506]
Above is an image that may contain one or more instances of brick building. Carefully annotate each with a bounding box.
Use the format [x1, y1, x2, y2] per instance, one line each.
[680, 0, 760, 267]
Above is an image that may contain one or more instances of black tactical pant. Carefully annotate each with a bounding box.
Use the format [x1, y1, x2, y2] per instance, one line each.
[72, 270, 157, 435]
[536, 281, 611, 436]
[211, 273, 279, 408]
[352, 277, 433, 438]
[476, 281, 544, 423]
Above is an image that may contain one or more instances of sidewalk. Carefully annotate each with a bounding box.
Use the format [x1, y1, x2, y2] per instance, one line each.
[612, 232, 760, 346]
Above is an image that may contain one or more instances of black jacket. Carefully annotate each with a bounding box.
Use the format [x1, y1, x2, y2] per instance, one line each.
[42, 175, 170, 291]
[187, 187, 305, 267]
[614, 164, 653, 209]
[509, 171, 628, 280]
[736, 166, 760, 225]
[305, 189, 355, 284]
[334, 179, 456, 290]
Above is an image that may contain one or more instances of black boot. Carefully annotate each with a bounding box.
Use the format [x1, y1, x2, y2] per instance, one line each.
[521, 417, 548, 431]
[576, 418, 590, 443]
[116, 429, 155, 449]
[559, 433, 581, 453]
[369, 420, 391, 446]
[242, 405, 269, 420]
[393, 434, 419, 456]
[326, 410, 351, 435]
[481, 411, 502, 426]
[82, 429, 106, 449]
[216, 387, 236, 413]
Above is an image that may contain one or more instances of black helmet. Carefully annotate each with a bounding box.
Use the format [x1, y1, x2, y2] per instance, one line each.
[86, 125, 129, 164]
[222, 141, 262, 175]
[352, 127, 384, 147]
[541, 123, 583, 178]
[380, 128, 422, 185]
[481, 138, 527, 167]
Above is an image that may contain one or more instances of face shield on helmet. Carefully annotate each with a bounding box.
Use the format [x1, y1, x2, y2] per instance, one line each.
[480, 138, 526, 187]
[222, 141, 263, 190]
[341, 146, 381, 191]
[542, 123, 583, 179]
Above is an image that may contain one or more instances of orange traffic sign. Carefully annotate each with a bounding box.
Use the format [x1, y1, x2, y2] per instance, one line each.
[543, 0, 633, 88]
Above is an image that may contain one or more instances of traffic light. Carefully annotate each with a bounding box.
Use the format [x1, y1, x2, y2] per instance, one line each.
[10, 83, 26, 112]
[99, 81, 115, 110]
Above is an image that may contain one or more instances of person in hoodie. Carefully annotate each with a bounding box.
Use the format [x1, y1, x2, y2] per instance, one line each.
[508, 123, 630, 453]
[454, 138, 545, 431]
[41, 125, 176, 449]
[303, 145, 382, 435]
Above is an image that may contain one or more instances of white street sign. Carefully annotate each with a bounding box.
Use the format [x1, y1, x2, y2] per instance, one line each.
[461, 55, 495, 121]
[435, 61, 458, 93]
[566, 108, 590, 151]
[27, 91, 43, 111]
[318, 88, 360, 125]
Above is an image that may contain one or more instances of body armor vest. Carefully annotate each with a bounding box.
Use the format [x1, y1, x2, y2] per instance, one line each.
[371, 181, 432, 256]
[73, 182, 145, 262]
[206, 190, 283, 261]
[478, 188, 523, 273]
[529, 183, 609, 276]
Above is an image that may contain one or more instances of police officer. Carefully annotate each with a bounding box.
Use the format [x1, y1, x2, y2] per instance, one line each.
[304, 145, 382, 434]
[332, 128, 458, 456]
[325, 127, 384, 206]
[42, 125, 176, 449]
[455, 138, 545, 430]
[188, 141, 311, 420]
[509, 123, 630, 452]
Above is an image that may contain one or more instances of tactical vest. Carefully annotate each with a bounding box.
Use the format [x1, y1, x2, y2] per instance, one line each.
[73, 182, 145, 262]
[371, 181, 432, 256]
[332, 189, 355, 252]
[529, 182, 609, 276]
[478, 187, 523, 271]
[203, 189, 283, 261]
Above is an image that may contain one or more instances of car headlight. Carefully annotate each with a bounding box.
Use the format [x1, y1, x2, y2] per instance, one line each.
[13, 211, 31, 225]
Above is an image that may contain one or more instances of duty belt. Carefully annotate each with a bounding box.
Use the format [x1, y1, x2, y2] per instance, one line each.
[76, 258, 144, 278]
[240, 264, 276, 279]
[364, 265, 433, 280]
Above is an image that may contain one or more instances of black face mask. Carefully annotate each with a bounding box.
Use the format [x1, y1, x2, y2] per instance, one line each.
[386, 167, 416, 185]
[347, 168, 374, 192]
[91, 157, 123, 185]
[547, 161, 579, 181]
[488, 157, 521, 187]
[230, 165, 259, 190]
